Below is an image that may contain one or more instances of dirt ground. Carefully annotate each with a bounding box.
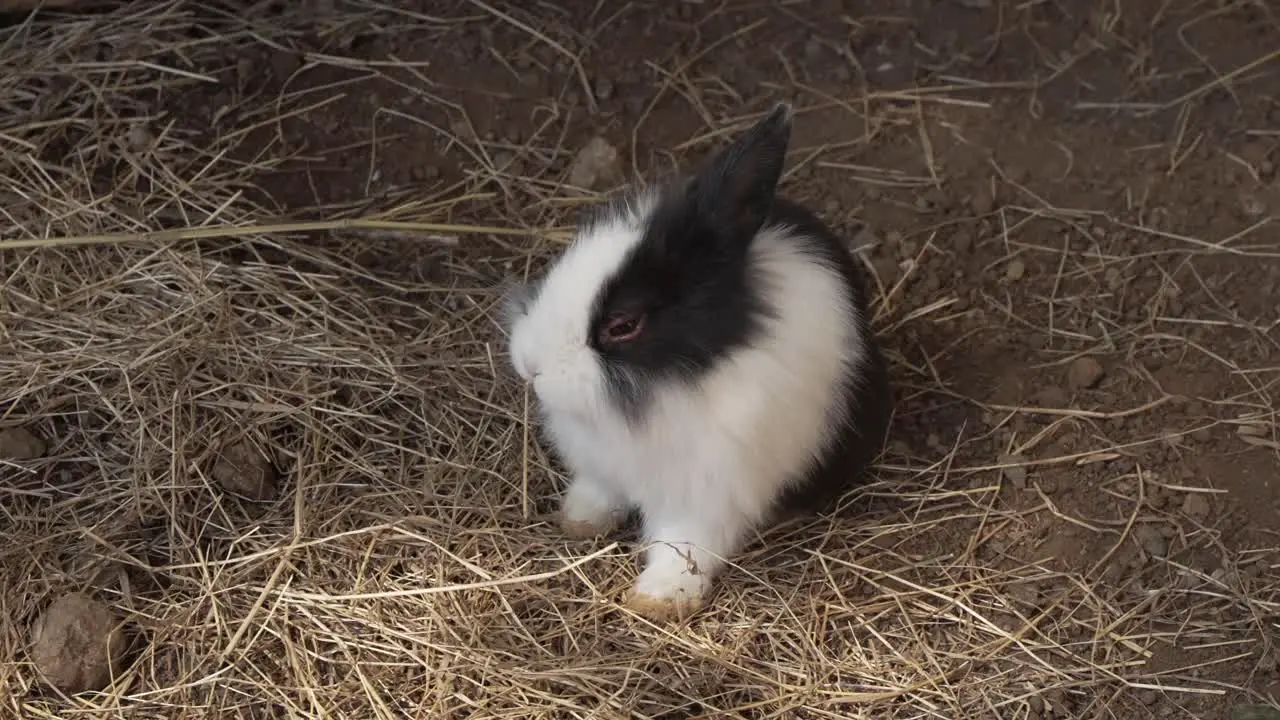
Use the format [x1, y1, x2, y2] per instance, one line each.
[3, 0, 1280, 718]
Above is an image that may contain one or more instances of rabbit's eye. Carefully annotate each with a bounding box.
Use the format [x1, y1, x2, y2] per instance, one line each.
[599, 311, 646, 345]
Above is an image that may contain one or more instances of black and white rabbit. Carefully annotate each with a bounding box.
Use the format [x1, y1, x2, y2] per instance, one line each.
[504, 103, 891, 621]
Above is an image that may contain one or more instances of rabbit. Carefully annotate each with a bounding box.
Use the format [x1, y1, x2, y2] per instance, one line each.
[503, 102, 891, 621]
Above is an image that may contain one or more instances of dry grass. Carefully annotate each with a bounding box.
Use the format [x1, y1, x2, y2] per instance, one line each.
[2, 1, 1279, 718]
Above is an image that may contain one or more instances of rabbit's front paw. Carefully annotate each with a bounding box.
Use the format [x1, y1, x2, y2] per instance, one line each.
[624, 551, 712, 621]
[558, 476, 627, 539]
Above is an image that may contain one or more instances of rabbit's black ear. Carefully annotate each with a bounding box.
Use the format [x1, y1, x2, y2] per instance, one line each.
[689, 103, 793, 244]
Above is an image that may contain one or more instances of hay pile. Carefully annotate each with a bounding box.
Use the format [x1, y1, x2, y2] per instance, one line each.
[1, 2, 1276, 718]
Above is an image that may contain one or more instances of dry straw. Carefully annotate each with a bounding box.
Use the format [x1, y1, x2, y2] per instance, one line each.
[1, 1, 1277, 718]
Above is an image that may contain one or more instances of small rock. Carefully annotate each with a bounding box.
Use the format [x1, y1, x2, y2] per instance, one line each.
[1239, 192, 1266, 218]
[999, 453, 1028, 489]
[448, 118, 476, 142]
[1134, 524, 1167, 557]
[1105, 266, 1125, 291]
[0, 426, 47, 460]
[567, 136, 621, 192]
[1182, 493, 1211, 520]
[1067, 357, 1105, 389]
[1191, 426, 1212, 443]
[124, 123, 153, 153]
[211, 439, 278, 502]
[491, 150, 515, 172]
[1138, 690, 1158, 706]
[1004, 258, 1026, 282]
[30, 593, 127, 693]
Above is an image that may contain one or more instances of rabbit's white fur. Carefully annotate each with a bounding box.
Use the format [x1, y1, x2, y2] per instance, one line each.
[508, 194, 870, 616]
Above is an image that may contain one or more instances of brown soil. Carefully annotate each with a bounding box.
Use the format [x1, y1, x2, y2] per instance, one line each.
[247, 1, 1280, 714]
[4, 0, 1279, 718]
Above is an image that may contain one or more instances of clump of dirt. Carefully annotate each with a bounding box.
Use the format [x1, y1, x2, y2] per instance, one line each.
[210, 439, 278, 502]
[0, 426, 47, 459]
[29, 593, 127, 694]
[567, 136, 622, 192]
[1067, 357, 1105, 390]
